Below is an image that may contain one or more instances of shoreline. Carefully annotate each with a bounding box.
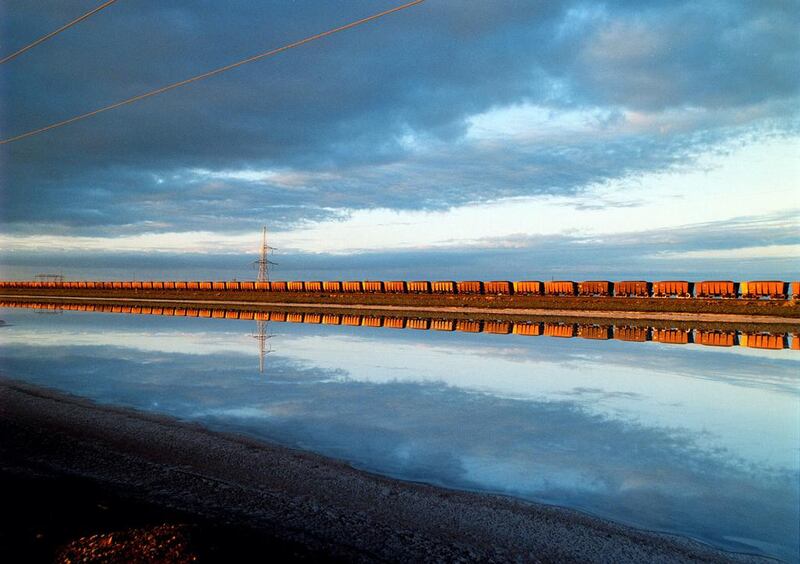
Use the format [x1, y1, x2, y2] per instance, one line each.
[0, 376, 770, 563]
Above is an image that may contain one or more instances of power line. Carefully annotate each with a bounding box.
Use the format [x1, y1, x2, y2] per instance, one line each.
[0, 0, 425, 145]
[0, 0, 119, 65]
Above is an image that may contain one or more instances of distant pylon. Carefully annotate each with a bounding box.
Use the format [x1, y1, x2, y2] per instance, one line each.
[254, 225, 277, 282]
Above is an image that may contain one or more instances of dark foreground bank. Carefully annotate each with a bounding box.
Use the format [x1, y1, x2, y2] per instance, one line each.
[0, 377, 769, 563]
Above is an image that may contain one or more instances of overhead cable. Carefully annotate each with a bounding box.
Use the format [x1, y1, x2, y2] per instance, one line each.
[0, 0, 425, 145]
[0, 0, 119, 65]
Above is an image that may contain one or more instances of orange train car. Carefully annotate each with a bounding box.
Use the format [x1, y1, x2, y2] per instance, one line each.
[513, 281, 542, 295]
[695, 280, 736, 298]
[695, 330, 736, 347]
[792, 282, 800, 300]
[211, 281, 226, 291]
[384, 281, 406, 293]
[286, 313, 304, 323]
[225, 282, 240, 291]
[363, 281, 383, 293]
[544, 281, 576, 296]
[175, 281, 188, 290]
[578, 281, 611, 296]
[544, 323, 574, 338]
[271, 281, 288, 292]
[161, 281, 175, 290]
[304, 281, 323, 292]
[740, 281, 787, 299]
[652, 281, 692, 298]
[456, 281, 482, 294]
[407, 281, 431, 293]
[112, 281, 124, 289]
[485, 280, 512, 295]
[342, 281, 362, 293]
[323, 281, 342, 292]
[270, 312, 287, 322]
[287, 281, 304, 292]
[614, 281, 650, 297]
[431, 281, 456, 294]
[186, 281, 200, 290]
[578, 325, 611, 340]
[304, 313, 322, 324]
[791, 334, 799, 350]
[652, 328, 691, 345]
[198, 281, 212, 290]
[239, 281, 255, 290]
[254, 281, 270, 291]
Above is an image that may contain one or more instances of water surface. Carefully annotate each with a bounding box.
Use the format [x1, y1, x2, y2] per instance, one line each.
[1, 307, 797, 561]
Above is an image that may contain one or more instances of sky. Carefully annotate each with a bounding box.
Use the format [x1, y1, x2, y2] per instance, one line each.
[1, 0, 798, 280]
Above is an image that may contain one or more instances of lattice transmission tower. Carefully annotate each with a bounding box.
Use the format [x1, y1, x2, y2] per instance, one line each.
[253, 226, 277, 282]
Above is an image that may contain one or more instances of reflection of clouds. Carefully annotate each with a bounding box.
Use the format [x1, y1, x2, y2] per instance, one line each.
[1, 343, 798, 561]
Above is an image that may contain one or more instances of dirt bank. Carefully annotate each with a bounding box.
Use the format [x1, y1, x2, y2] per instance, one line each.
[0, 377, 768, 563]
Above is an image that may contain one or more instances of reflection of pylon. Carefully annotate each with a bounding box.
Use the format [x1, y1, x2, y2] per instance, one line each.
[254, 226, 277, 282]
[252, 319, 275, 374]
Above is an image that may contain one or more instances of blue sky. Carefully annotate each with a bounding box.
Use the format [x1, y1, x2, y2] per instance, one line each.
[1, 0, 798, 280]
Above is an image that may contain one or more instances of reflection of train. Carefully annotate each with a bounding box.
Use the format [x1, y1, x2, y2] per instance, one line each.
[2, 279, 799, 300]
[1, 300, 796, 351]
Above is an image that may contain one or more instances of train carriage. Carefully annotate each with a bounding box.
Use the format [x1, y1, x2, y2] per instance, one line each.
[342, 281, 363, 293]
[740, 280, 787, 299]
[544, 281, 576, 296]
[287, 281, 305, 292]
[652, 280, 692, 298]
[254, 281, 270, 291]
[431, 281, 456, 294]
[695, 280, 736, 298]
[578, 281, 612, 296]
[614, 281, 650, 297]
[384, 281, 407, 293]
[362, 280, 383, 293]
[323, 281, 342, 292]
[456, 281, 482, 294]
[484, 281, 512, 295]
[271, 281, 288, 292]
[304, 281, 323, 292]
[513, 281, 542, 295]
[407, 281, 431, 293]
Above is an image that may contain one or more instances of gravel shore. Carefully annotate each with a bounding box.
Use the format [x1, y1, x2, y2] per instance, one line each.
[0, 377, 770, 563]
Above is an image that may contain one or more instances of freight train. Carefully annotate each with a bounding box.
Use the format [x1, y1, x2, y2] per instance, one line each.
[1, 279, 798, 299]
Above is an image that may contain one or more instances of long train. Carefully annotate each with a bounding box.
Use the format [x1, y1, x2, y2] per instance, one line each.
[1, 279, 799, 300]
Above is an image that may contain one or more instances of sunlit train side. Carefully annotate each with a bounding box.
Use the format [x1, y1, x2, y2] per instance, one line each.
[1, 278, 799, 300]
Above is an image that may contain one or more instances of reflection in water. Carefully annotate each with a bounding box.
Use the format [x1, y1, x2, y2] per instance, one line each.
[0, 305, 798, 561]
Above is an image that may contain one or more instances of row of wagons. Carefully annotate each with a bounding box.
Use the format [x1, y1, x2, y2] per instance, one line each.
[1, 300, 795, 350]
[2, 279, 799, 299]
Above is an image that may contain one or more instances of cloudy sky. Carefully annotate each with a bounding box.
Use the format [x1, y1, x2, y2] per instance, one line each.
[1, 0, 798, 280]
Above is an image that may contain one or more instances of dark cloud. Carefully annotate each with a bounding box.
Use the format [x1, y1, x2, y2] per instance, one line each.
[1, 1, 798, 233]
[1, 211, 797, 279]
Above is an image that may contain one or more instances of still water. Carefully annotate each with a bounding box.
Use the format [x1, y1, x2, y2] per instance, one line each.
[0, 307, 798, 561]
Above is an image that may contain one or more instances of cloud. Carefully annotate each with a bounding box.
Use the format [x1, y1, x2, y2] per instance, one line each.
[1, 0, 798, 235]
